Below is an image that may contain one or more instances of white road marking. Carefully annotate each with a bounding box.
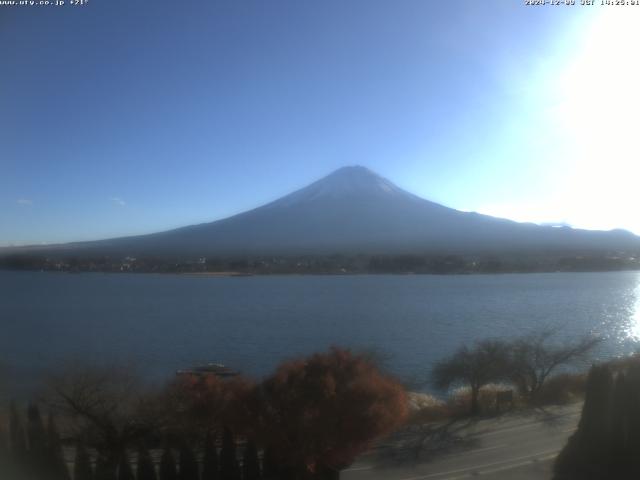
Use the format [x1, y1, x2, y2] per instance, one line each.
[472, 413, 580, 439]
[345, 408, 580, 479]
[459, 443, 507, 455]
[396, 449, 560, 480]
[344, 466, 375, 472]
[444, 453, 558, 479]
[473, 423, 540, 438]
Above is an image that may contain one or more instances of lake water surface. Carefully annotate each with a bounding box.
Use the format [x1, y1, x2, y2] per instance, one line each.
[2, 270, 640, 390]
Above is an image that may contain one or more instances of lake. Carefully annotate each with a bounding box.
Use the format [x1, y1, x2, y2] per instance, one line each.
[1, 270, 640, 393]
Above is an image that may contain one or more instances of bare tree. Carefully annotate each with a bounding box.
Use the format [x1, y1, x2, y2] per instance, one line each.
[45, 364, 160, 473]
[432, 339, 510, 415]
[507, 330, 600, 401]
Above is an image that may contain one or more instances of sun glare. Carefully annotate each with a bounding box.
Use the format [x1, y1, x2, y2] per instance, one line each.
[479, 10, 640, 233]
[552, 9, 640, 233]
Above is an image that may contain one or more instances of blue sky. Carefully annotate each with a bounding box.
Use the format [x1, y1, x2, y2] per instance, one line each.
[1, 1, 638, 246]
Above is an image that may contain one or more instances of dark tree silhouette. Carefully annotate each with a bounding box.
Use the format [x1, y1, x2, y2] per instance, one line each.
[117, 454, 135, 480]
[0, 412, 19, 480]
[242, 439, 260, 480]
[94, 453, 117, 480]
[608, 372, 633, 478]
[178, 443, 199, 480]
[9, 402, 27, 462]
[220, 427, 240, 480]
[159, 447, 178, 480]
[432, 340, 510, 414]
[554, 360, 640, 479]
[26, 403, 48, 474]
[74, 442, 94, 480]
[47, 413, 71, 480]
[261, 446, 280, 480]
[257, 347, 408, 478]
[136, 446, 157, 480]
[0, 420, 7, 461]
[626, 365, 640, 473]
[201, 432, 219, 480]
[554, 364, 613, 479]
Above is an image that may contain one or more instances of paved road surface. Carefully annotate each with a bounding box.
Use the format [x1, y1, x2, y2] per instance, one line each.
[343, 403, 582, 480]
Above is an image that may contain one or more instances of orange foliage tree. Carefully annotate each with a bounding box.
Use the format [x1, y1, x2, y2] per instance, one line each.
[255, 347, 408, 479]
[161, 373, 255, 439]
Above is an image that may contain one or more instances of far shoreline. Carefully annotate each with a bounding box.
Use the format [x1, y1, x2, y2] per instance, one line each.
[2, 268, 640, 277]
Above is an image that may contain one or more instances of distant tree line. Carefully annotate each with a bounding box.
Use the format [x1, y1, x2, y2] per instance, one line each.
[1, 251, 639, 275]
[0, 348, 408, 480]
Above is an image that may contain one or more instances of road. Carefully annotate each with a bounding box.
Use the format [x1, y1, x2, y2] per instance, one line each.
[343, 403, 582, 480]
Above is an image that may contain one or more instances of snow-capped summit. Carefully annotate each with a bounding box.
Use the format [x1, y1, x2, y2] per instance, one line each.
[269, 165, 415, 208]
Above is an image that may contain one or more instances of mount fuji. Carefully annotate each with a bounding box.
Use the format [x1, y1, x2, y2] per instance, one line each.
[7, 166, 640, 256]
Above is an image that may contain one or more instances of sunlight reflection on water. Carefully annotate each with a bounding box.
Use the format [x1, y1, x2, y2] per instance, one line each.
[627, 275, 640, 341]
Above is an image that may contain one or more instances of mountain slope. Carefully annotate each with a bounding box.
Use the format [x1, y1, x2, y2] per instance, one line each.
[7, 166, 640, 256]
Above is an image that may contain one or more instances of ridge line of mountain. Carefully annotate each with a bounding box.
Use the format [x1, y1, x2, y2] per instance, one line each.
[2, 166, 639, 259]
